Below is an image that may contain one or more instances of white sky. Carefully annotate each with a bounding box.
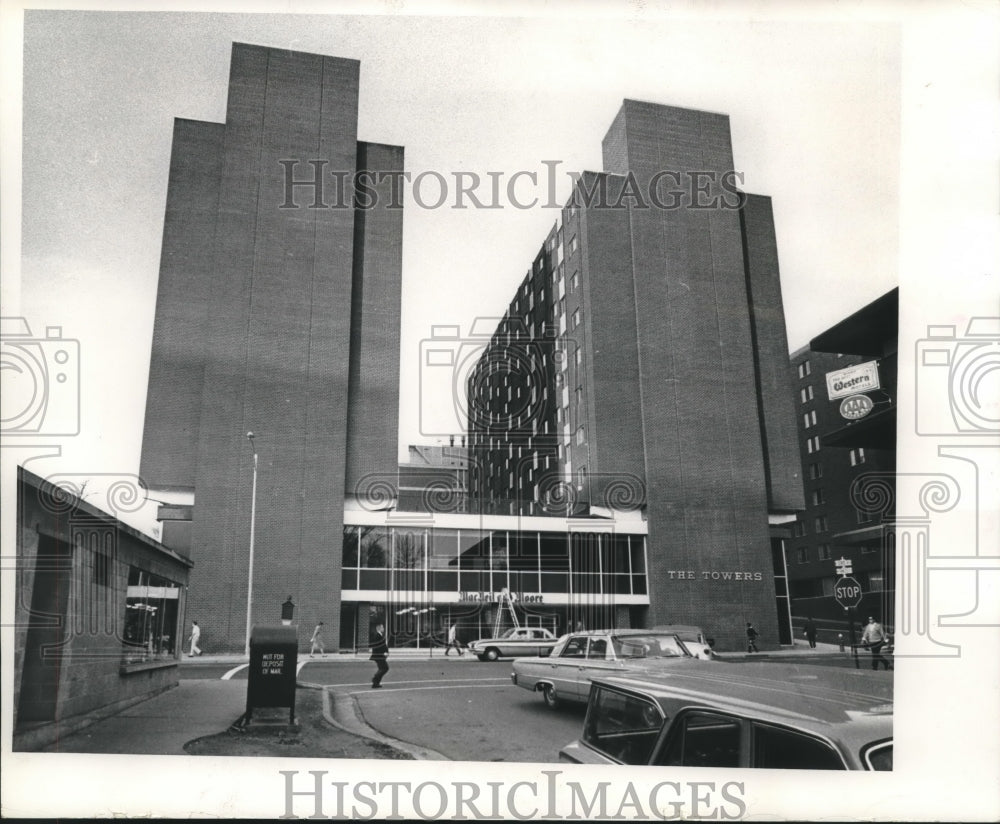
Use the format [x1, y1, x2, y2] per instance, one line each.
[2, 3, 999, 819]
[11, 8, 903, 486]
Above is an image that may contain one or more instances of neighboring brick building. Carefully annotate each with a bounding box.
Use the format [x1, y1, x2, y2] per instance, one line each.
[467, 101, 805, 650]
[14, 468, 192, 751]
[788, 289, 898, 637]
[140, 43, 402, 651]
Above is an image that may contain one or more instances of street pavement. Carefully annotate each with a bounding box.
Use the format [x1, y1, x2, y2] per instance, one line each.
[38, 640, 864, 758]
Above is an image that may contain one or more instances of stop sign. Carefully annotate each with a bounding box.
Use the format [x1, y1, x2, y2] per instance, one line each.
[834, 576, 863, 608]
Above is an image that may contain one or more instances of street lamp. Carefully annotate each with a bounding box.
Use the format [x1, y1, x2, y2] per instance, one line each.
[245, 431, 258, 659]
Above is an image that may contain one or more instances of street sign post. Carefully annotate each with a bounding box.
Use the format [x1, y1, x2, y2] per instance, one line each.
[833, 576, 862, 608]
[834, 575, 863, 669]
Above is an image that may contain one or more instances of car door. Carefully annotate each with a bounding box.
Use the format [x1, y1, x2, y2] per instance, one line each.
[549, 635, 588, 697]
[571, 636, 624, 699]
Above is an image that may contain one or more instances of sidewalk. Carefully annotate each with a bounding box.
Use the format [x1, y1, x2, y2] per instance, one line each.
[41, 680, 248, 755]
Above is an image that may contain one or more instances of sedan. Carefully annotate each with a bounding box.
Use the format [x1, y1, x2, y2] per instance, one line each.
[559, 662, 893, 769]
[511, 629, 697, 708]
[467, 626, 560, 661]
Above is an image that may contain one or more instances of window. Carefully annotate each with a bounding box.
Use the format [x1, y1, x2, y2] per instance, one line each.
[569, 235, 578, 255]
[560, 636, 588, 658]
[575, 348, 582, 366]
[868, 572, 884, 591]
[656, 711, 741, 768]
[814, 515, 828, 533]
[570, 271, 579, 291]
[575, 386, 583, 408]
[752, 723, 845, 770]
[803, 410, 817, 429]
[800, 386, 814, 403]
[796, 547, 808, 564]
[818, 544, 831, 561]
[572, 308, 581, 329]
[807, 436, 820, 453]
[864, 742, 893, 771]
[577, 466, 587, 488]
[124, 568, 182, 662]
[576, 426, 585, 445]
[583, 687, 665, 765]
[808, 463, 823, 480]
[793, 521, 807, 538]
[798, 360, 811, 378]
[811, 488, 825, 506]
[850, 448, 866, 466]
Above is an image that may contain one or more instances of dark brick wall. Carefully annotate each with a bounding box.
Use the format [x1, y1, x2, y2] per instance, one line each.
[346, 141, 404, 495]
[740, 194, 806, 514]
[602, 101, 780, 650]
[187, 45, 361, 650]
[140, 119, 223, 489]
[577, 173, 646, 500]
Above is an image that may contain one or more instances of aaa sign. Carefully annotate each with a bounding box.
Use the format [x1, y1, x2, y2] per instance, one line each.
[834, 576, 863, 609]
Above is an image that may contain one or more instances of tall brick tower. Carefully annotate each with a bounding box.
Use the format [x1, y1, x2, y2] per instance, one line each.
[141, 44, 403, 651]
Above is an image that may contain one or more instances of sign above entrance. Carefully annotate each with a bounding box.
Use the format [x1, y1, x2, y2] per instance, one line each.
[459, 590, 545, 604]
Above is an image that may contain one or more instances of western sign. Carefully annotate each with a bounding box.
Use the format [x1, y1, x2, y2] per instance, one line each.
[834, 576, 863, 608]
[825, 361, 881, 401]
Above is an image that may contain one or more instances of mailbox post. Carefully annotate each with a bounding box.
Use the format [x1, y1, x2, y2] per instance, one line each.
[242, 625, 298, 725]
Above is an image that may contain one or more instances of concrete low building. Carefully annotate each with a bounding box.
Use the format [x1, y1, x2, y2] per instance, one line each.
[13, 467, 193, 751]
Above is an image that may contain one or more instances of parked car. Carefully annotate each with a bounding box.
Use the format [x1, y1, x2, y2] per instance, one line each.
[651, 624, 714, 659]
[467, 626, 560, 661]
[511, 629, 697, 707]
[558, 661, 893, 770]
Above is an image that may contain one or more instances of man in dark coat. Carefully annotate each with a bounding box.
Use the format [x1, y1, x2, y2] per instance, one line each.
[745, 622, 759, 653]
[804, 616, 817, 649]
[370, 623, 390, 688]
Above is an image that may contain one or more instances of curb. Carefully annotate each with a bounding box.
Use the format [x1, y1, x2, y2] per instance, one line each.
[310, 683, 449, 761]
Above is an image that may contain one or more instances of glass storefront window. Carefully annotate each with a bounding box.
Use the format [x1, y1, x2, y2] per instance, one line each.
[429, 528, 458, 569]
[459, 530, 490, 570]
[630, 536, 646, 574]
[539, 533, 569, 571]
[123, 567, 180, 662]
[343, 526, 359, 567]
[393, 529, 426, 569]
[360, 527, 389, 568]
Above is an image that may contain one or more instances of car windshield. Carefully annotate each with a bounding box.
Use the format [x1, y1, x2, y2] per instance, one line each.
[612, 633, 688, 658]
[499, 628, 517, 639]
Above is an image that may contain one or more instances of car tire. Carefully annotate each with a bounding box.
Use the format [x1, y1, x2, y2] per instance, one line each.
[542, 685, 559, 709]
[484, 647, 500, 662]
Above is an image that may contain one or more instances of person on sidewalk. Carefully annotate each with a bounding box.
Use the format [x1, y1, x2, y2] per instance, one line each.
[188, 620, 202, 657]
[745, 622, 759, 653]
[370, 623, 390, 688]
[861, 616, 891, 670]
[445, 622, 464, 656]
[310, 622, 325, 657]
[804, 616, 817, 649]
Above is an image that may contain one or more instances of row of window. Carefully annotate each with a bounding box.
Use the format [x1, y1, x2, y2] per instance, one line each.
[794, 543, 880, 565]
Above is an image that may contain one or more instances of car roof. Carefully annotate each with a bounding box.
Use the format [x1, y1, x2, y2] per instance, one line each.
[651, 624, 705, 637]
[591, 661, 892, 750]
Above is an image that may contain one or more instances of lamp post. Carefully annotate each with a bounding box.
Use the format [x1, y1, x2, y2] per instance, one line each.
[245, 431, 258, 659]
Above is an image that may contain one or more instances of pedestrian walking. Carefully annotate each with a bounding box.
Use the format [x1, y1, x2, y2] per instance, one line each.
[745, 622, 759, 653]
[804, 616, 817, 649]
[445, 622, 464, 656]
[310, 622, 325, 657]
[861, 616, 891, 670]
[188, 620, 202, 657]
[370, 623, 390, 688]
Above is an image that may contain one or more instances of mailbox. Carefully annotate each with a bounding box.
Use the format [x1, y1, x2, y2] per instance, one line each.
[244, 625, 298, 724]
